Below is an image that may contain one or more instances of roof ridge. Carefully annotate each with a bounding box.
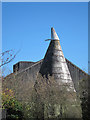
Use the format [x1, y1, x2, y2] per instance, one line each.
[15, 59, 43, 75]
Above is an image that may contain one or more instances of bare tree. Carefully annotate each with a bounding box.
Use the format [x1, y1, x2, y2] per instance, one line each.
[0, 49, 19, 67]
[0, 49, 20, 120]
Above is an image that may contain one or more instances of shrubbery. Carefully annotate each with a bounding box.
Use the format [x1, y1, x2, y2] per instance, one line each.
[2, 88, 23, 120]
[2, 73, 82, 119]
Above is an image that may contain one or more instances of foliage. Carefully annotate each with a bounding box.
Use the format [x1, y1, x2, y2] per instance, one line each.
[2, 88, 23, 120]
[2, 72, 82, 119]
[33, 74, 82, 119]
[78, 78, 88, 120]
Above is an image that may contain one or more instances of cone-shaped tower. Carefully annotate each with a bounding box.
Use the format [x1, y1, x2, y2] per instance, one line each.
[39, 28, 82, 118]
[39, 28, 74, 90]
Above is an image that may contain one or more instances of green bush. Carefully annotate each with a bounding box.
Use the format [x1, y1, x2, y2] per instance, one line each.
[2, 88, 24, 120]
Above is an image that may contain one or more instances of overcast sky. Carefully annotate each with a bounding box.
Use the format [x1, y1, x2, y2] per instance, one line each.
[2, 2, 88, 75]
